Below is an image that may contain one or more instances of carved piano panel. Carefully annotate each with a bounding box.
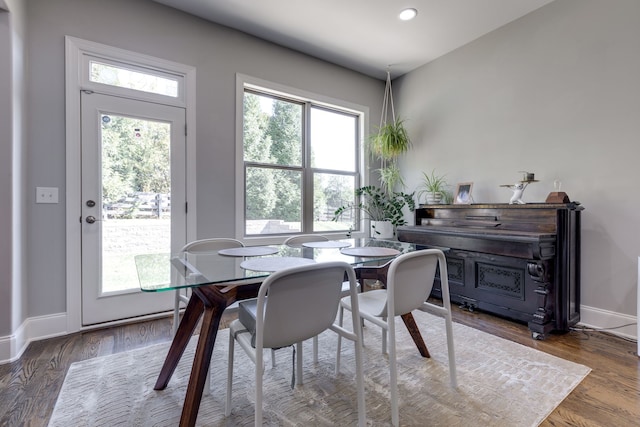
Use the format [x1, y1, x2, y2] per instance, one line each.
[397, 203, 583, 339]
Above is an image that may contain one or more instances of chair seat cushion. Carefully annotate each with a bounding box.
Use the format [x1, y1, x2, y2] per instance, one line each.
[238, 298, 261, 347]
[342, 289, 387, 317]
[238, 298, 290, 350]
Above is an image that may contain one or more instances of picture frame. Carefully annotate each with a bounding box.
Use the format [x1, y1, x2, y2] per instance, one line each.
[454, 182, 473, 204]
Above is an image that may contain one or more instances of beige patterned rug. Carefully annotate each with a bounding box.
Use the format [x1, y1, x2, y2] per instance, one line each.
[49, 311, 590, 426]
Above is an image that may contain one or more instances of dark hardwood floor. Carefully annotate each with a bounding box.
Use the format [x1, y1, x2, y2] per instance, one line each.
[1, 306, 638, 426]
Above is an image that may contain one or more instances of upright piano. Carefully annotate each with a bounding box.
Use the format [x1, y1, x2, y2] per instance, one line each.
[397, 203, 583, 339]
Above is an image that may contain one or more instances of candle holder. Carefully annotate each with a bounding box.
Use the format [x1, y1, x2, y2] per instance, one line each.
[545, 179, 570, 203]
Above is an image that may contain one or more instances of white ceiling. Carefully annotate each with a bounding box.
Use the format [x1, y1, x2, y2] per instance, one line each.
[152, 0, 555, 80]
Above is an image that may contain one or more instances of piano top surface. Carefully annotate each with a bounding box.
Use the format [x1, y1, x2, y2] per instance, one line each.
[397, 225, 555, 243]
[416, 202, 582, 210]
[410, 202, 583, 238]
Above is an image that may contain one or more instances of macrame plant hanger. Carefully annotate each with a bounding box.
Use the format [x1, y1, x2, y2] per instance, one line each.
[378, 68, 396, 172]
[375, 67, 409, 194]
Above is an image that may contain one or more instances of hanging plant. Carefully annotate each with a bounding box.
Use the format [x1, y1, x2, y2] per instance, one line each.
[370, 117, 411, 160]
[377, 162, 405, 195]
[369, 70, 411, 193]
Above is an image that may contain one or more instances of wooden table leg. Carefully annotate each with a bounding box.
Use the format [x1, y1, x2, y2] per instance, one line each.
[401, 313, 431, 358]
[153, 281, 258, 427]
[154, 293, 205, 390]
[178, 289, 227, 427]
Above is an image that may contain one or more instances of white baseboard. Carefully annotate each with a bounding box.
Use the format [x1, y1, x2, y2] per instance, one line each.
[0, 312, 67, 364]
[579, 304, 637, 341]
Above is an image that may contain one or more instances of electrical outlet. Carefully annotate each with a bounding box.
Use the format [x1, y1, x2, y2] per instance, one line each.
[36, 187, 59, 204]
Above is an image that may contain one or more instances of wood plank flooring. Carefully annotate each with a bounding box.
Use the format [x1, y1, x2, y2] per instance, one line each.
[0, 306, 637, 426]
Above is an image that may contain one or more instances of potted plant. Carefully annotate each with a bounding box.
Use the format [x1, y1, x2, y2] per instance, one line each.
[333, 185, 415, 239]
[416, 170, 450, 205]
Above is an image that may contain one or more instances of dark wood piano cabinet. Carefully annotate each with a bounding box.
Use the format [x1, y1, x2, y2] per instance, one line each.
[397, 203, 583, 339]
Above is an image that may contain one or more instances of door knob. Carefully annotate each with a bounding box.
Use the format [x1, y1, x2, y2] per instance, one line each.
[86, 215, 97, 224]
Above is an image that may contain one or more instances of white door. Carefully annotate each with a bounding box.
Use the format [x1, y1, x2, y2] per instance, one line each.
[81, 91, 186, 325]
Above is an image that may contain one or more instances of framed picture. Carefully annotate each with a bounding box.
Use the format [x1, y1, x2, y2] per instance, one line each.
[454, 182, 473, 204]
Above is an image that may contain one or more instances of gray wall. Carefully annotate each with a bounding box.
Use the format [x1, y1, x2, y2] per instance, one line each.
[0, 0, 27, 337]
[23, 0, 384, 320]
[0, 7, 12, 337]
[395, 0, 640, 318]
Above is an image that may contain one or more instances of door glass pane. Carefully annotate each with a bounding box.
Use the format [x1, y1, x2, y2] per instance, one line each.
[313, 173, 356, 232]
[245, 166, 302, 235]
[101, 114, 171, 293]
[310, 107, 357, 172]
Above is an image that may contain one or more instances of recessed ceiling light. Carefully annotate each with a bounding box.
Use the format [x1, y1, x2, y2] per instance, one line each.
[399, 8, 418, 21]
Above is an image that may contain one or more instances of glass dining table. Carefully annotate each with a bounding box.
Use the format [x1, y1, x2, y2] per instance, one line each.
[135, 238, 434, 427]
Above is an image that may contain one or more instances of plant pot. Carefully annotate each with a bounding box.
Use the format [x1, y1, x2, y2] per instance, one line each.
[424, 192, 443, 205]
[370, 220, 394, 239]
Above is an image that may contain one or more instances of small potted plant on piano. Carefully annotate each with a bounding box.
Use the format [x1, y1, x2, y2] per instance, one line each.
[416, 170, 450, 205]
[332, 185, 415, 239]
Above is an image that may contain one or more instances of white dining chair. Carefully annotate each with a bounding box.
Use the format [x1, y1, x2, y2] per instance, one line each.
[283, 234, 361, 363]
[225, 261, 366, 427]
[175, 238, 246, 394]
[174, 238, 245, 335]
[336, 249, 457, 427]
[282, 234, 330, 247]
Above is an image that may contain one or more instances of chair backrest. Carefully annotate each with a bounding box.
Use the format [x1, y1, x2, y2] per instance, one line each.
[255, 261, 354, 349]
[178, 238, 245, 284]
[283, 235, 329, 248]
[381, 249, 444, 318]
[181, 238, 244, 253]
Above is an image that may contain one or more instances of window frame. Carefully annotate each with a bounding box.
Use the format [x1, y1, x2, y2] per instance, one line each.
[235, 74, 369, 243]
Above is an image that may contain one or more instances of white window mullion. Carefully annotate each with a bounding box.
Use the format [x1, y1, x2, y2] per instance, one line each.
[302, 103, 313, 234]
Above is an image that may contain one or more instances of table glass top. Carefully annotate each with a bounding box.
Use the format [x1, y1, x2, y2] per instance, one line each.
[136, 238, 423, 292]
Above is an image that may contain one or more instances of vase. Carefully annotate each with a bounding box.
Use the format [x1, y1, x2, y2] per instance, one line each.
[370, 220, 394, 239]
[424, 192, 443, 205]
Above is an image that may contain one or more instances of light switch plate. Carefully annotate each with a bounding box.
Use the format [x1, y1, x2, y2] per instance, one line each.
[36, 187, 59, 204]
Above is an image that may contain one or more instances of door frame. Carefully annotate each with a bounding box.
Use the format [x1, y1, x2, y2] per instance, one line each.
[65, 36, 197, 333]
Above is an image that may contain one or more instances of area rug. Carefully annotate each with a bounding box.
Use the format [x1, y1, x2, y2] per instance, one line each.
[49, 311, 590, 426]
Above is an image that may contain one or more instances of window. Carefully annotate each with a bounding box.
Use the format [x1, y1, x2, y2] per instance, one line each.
[241, 86, 363, 237]
[89, 60, 179, 97]
[81, 54, 185, 106]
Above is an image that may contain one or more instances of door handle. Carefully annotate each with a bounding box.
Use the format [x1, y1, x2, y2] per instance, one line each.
[86, 215, 97, 224]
